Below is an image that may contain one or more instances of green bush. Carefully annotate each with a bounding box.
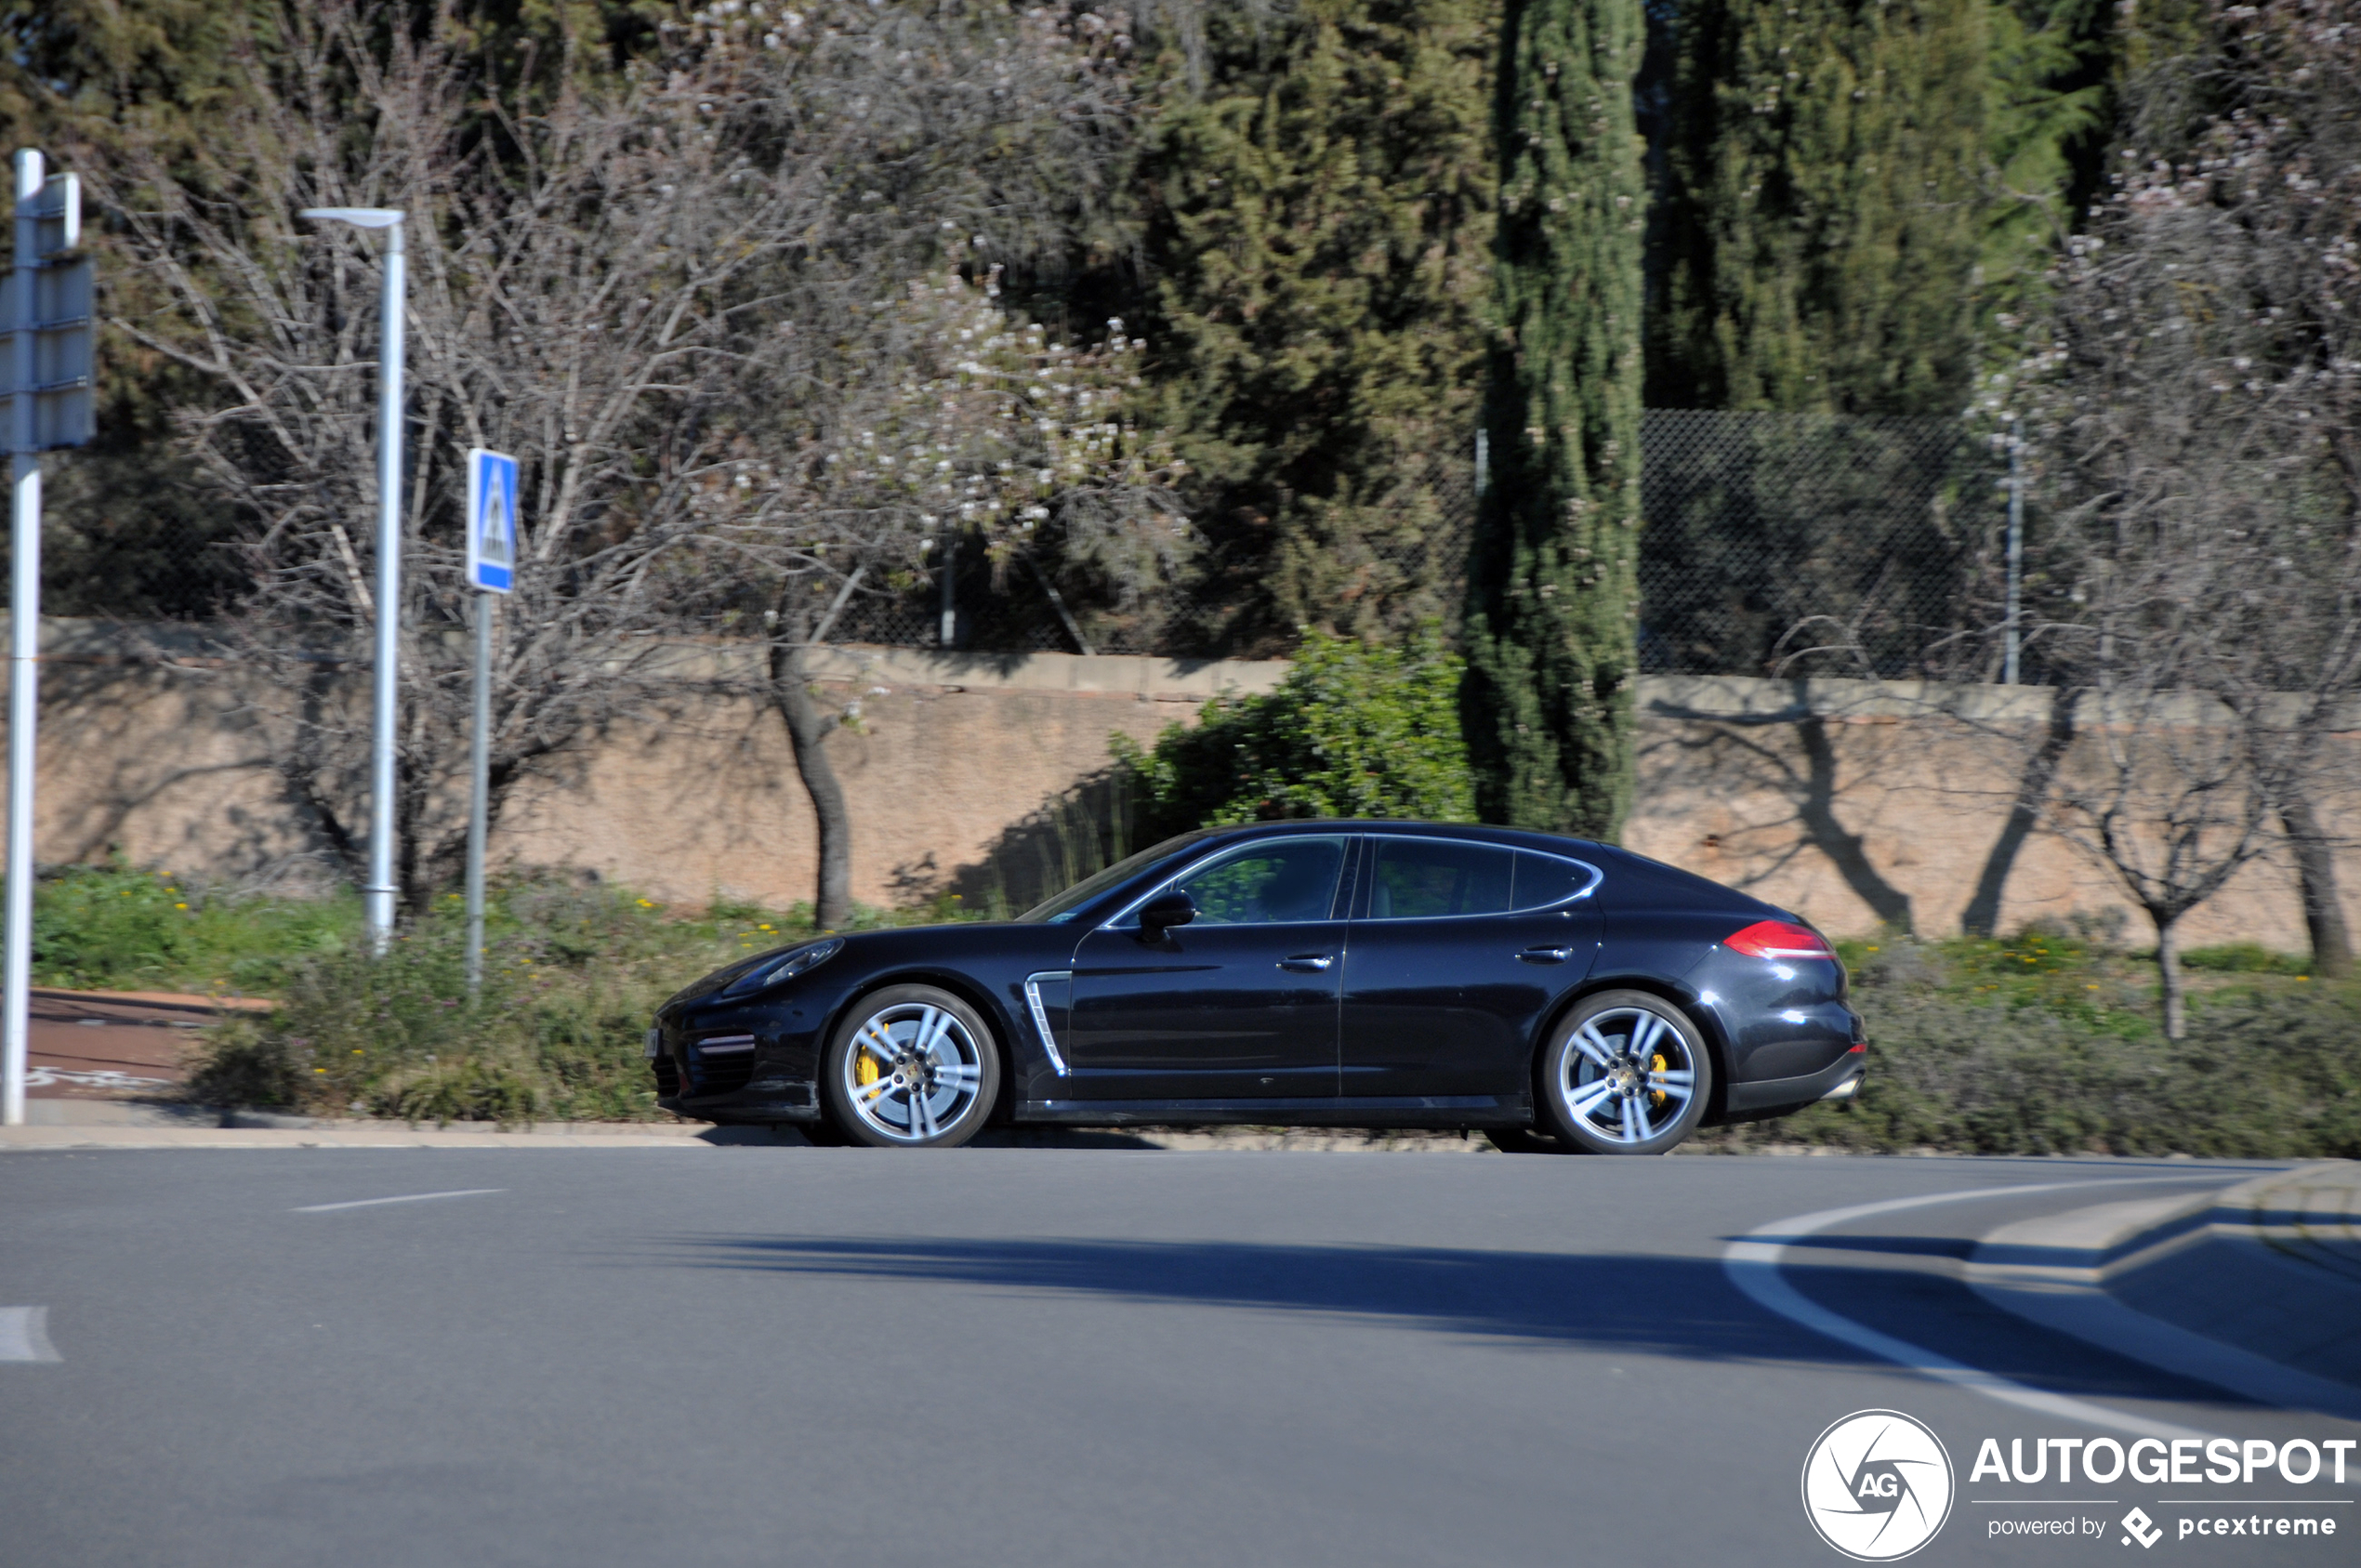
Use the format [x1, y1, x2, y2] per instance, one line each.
[1113, 622, 1476, 837]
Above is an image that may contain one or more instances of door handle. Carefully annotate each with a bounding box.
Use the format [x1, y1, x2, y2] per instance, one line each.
[1518, 946, 1575, 964]
[1278, 955, 1335, 971]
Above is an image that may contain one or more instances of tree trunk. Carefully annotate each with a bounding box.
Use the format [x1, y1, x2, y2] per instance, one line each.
[1795, 713, 1914, 934]
[1962, 685, 2076, 938]
[2280, 791, 2352, 979]
[770, 635, 854, 929]
[2153, 913, 2186, 1040]
[1461, 0, 1647, 839]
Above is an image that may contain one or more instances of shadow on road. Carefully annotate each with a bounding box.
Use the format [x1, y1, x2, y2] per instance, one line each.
[671, 1232, 2253, 1408]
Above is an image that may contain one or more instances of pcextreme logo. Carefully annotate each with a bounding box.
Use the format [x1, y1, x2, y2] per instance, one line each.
[1802, 1409, 1958, 1561]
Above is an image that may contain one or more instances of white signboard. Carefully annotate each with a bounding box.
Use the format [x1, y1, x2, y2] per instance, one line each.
[466, 447, 518, 593]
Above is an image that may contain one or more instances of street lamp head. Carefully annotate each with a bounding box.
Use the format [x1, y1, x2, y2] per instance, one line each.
[299, 206, 404, 229]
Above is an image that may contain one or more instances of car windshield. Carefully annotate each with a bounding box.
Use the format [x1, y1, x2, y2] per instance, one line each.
[1015, 831, 1216, 923]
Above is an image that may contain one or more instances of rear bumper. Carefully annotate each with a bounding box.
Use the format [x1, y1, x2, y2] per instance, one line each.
[1714, 1045, 1867, 1123]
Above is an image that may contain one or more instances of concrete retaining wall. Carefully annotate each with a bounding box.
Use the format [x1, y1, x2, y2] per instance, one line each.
[5, 620, 2344, 949]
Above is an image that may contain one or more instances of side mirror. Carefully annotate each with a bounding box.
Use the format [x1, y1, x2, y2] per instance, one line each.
[1136, 889, 1196, 942]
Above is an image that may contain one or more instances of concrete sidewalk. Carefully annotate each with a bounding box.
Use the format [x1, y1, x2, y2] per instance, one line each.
[1970, 1160, 2361, 1411]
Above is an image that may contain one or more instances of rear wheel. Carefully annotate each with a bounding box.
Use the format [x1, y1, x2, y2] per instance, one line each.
[820, 984, 1000, 1149]
[1535, 991, 1713, 1156]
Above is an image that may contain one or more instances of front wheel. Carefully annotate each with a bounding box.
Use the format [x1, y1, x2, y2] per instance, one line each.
[820, 985, 1000, 1148]
[1535, 991, 1714, 1156]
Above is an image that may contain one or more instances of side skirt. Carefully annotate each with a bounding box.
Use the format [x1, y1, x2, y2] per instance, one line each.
[1015, 1095, 1532, 1129]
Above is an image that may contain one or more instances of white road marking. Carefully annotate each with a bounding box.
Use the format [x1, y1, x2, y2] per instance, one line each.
[293, 1188, 505, 1214]
[0, 1307, 60, 1363]
[1722, 1178, 2234, 1442]
[26, 1065, 176, 1090]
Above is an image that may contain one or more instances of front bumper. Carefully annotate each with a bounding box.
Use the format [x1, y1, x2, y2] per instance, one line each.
[651, 1013, 824, 1124]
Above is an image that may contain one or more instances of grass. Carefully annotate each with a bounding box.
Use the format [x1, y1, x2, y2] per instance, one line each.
[21, 860, 960, 1126]
[29, 858, 363, 996]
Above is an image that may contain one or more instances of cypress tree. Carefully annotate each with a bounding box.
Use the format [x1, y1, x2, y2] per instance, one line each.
[1139, 0, 1498, 650]
[1460, 0, 1647, 837]
[1651, 0, 1990, 415]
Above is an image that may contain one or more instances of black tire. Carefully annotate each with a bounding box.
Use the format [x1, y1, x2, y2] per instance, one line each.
[819, 984, 1001, 1149]
[1483, 1127, 1566, 1155]
[1534, 990, 1714, 1156]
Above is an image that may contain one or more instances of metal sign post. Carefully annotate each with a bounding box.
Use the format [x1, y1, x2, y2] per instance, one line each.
[3, 150, 95, 1126]
[463, 448, 518, 994]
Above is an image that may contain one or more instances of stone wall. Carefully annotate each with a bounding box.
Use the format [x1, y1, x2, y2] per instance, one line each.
[5, 621, 2342, 950]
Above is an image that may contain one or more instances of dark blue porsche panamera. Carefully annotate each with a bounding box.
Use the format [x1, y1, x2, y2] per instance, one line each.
[647, 821, 1867, 1153]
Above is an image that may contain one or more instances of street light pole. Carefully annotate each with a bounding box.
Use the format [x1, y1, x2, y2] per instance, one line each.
[299, 207, 405, 951]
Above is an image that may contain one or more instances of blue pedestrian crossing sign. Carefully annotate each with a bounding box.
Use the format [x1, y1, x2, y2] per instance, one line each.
[466, 448, 519, 594]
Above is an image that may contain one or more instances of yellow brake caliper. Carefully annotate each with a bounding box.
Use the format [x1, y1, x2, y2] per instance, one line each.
[855, 1035, 882, 1087]
[1650, 1053, 1669, 1107]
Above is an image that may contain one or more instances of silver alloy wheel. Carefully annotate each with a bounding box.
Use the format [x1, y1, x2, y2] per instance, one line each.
[1553, 1004, 1699, 1147]
[839, 1000, 988, 1144]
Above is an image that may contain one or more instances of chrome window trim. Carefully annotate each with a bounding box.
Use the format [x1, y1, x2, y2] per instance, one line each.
[1358, 837, 1603, 923]
[1100, 834, 1355, 931]
[1023, 971, 1074, 1076]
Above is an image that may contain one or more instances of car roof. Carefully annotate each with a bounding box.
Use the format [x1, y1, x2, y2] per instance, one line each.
[1189, 819, 1601, 856]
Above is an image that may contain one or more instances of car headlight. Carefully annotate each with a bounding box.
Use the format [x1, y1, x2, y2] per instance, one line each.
[721, 936, 844, 997]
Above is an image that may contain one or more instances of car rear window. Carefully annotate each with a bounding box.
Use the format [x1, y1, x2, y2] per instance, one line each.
[1511, 850, 1599, 910]
[1367, 838, 1513, 919]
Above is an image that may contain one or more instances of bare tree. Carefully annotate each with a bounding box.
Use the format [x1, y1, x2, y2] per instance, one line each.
[728, 268, 1187, 924]
[2006, 3, 2361, 1031]
[94, 0, 1172, 918]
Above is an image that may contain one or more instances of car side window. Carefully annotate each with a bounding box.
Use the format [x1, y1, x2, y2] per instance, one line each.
[1366, 838, 1513, 920]
[1510, 850, 1600, 911]
[1169, 837, 1349, 926]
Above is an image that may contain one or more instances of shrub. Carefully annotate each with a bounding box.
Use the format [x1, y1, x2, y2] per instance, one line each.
[1697, 937, 2361, 1158]
[184, 875, 825, 1124]
[1114, 622, 1476, 837]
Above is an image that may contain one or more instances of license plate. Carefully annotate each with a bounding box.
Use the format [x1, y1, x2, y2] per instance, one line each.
[643, 1026, 662, 1060]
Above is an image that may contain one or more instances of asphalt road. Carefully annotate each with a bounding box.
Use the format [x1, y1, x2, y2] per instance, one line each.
[3, 1148, 2354, 1567]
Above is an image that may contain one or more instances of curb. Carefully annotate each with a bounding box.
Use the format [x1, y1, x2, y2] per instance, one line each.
[1967, 1160, 2361, 1418]
[0, 1113, 1501, 1154]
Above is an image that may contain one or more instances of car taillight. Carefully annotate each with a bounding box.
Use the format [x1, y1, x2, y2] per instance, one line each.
[1725, 919, 1837, 960]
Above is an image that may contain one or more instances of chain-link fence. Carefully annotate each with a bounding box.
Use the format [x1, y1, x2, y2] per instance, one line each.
[1633, 412, 2002, 679]
[24, 411, 2005, 677]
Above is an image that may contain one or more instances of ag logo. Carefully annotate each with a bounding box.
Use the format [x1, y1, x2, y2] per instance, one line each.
[1801, 1409, 1955, 1561]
